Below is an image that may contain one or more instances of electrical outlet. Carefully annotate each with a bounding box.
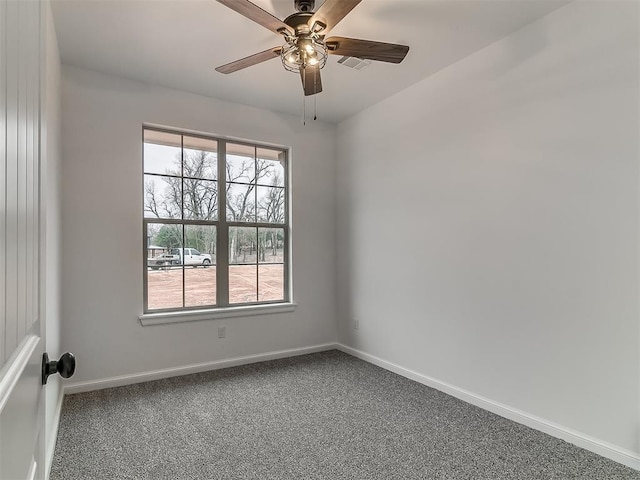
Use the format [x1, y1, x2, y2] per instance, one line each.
[218, 326, 226, 339]
[353, 318, 359, 330]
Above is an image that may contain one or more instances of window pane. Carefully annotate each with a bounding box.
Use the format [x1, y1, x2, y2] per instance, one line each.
[229, 265, 257, 304]
[144, 174, 182, 219]
[258, 264, 284, 302]
[227, 183, 256, 222]
[183, 136, 218, 180]
[185, 266, 216, 308]
[226, 143, 255, 184]
[146, 223, 183, 310]
[183, 178, 218, 220]
[144, 130, 182, 176]
[256, 149, 285, 187]
[258, 228, 284, 264]
[229, 227, 257, 265]
[147, 223, 183, 251]
[184, 225, 216, 308]
[257, 186, 285, 223]
[184, 225, 217, 265]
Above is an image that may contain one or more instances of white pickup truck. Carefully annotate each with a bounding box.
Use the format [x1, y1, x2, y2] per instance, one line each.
[148, 248, 212, 269]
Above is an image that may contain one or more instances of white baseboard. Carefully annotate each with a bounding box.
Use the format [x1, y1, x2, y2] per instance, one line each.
[64, 343, 338, 394]
[45, 385, 64, 480]
[336, 343, 640, 472]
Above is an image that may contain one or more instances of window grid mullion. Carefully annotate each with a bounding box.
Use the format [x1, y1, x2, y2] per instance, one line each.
[217, 140, 229, 307]
[226, 221, 285, 228]
[181, 135, 186, 309]
[254, 147, 258, 302]
[254, 227, 259, 303]
[283, 149, 290, 303]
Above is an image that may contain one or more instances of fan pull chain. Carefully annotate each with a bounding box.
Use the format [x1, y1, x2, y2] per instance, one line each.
[302, 67, 306, 126]
[313, 69, 317, 121]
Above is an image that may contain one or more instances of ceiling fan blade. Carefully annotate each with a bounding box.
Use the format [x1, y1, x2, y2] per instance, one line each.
[300, 64, 322, 96]
[216, 47, 282, 74]
[216, 0, 294, 36]
[308, 0, 361, 34]
[326, 36, 410, 64]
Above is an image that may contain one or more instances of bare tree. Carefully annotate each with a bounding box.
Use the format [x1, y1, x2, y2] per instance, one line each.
[256, 171, 285, 262]
[184, 150, 217, 220]
[145, 150, 218, 253]
[257, 171, 285, 223]
[144, 177, 180, 219]
[146, 150, 284, 263]
[145, 150, 218, 220]
[227, 158, 273, 263]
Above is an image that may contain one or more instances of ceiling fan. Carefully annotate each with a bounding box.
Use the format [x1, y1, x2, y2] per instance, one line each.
[215, 0, 410, 96]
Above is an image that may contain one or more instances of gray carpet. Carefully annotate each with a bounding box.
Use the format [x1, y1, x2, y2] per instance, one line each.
[50, 350, 639, 479]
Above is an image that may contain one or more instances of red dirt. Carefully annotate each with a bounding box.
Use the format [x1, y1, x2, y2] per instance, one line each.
[147, 265, 284, 310]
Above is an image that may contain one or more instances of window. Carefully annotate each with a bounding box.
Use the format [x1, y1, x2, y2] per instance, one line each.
[143, 127, 289, 313]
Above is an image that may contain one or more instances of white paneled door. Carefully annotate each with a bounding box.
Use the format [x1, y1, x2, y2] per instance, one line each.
[0, 1, 47, 479]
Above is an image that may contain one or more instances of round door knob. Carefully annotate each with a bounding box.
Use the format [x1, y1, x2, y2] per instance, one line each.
[42, 352, 76, 385]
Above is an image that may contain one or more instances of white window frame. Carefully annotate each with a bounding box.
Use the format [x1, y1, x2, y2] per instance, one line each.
[141, 126, 292, 321]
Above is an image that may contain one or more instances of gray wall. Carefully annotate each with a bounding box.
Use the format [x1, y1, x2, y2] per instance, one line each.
[336, 1, 639, 456]
[60, 66, 337, 384]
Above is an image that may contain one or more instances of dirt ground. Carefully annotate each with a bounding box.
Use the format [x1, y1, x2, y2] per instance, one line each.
[147, 264, 284, 310]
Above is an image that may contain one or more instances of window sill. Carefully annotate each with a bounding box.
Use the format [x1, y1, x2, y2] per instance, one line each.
[139, 303, 297, 326]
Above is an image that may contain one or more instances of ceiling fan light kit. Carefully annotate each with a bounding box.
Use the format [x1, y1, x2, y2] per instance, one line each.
[215, 0, 410, 100]
[280, 33, 328, 73]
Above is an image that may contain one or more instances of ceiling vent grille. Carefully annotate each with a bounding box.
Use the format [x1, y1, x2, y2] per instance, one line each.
[337, 56, 371, 70]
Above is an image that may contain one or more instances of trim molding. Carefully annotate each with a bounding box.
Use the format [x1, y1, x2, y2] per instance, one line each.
[45, 385, 65, 480]
[139, 303, 298, 326]
[337, 344, 640, 471]
[64, 343, 338, 394]
[0, 335, 40, 414]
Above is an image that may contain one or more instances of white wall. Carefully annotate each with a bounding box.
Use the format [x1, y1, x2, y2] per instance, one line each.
[60, 66, 337, 384]
[337, 0, 639, 459]
[43, 0, 62, 469]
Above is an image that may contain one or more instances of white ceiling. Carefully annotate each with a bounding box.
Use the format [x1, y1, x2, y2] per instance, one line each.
[51, 0, 569, 124]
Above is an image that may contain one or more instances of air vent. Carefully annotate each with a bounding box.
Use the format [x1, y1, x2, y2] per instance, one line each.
[337, 56, 371, 70]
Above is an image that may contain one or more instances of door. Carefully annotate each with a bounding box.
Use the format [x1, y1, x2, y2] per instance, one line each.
[0, 1, 47, 479]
